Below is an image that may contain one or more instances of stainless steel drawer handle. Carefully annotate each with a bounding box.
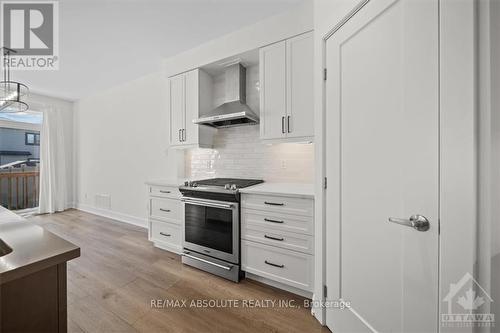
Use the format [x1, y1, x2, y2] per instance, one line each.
[264, 218, 284, 224]
[159, 208, 171, 212]
[264, 235, 284, 241]
[159, 232, 171, 237]
[265, 260, 284, 268]
[182, 252, 232, 271]
[159, 190, 171, 194]
[264, 201, 284, 206]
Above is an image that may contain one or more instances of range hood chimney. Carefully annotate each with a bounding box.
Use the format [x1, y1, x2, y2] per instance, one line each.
[193, 63, 259, 128]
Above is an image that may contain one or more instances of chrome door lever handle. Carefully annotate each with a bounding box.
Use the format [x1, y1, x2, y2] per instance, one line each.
[388, 214, 430, 232]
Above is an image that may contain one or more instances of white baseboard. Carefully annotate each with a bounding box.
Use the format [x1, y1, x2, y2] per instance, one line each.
[75, 203, 147, 229]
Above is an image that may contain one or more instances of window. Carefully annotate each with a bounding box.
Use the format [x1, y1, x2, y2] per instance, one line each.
[25, 132, 40, 146]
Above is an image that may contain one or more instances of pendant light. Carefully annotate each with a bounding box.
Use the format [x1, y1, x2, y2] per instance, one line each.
[0, 47, 29, 113]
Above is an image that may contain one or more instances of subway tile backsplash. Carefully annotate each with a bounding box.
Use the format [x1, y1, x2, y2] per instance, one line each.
[185, 125, 314, 183]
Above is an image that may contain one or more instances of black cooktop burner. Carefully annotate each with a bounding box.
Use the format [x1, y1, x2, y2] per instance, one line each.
[194, 178, 263, 189]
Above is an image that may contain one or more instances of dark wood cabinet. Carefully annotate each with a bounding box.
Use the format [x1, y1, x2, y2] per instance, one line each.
[0, 263, 68, 333]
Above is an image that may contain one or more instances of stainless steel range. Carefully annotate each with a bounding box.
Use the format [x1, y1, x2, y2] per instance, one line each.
[179, 178, 263, 282]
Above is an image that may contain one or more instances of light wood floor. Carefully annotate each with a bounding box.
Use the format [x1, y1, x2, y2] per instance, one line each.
[29, 210, 328, 333]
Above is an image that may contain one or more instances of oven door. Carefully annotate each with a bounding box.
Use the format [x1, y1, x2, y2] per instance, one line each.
[182, 197, 239, 264]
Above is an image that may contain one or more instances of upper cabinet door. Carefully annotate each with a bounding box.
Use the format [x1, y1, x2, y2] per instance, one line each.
[183, 69, 200, 146]
[286, 32, 314, 139]
[260, 41, 287, 140]
[169, 74, 185, 146]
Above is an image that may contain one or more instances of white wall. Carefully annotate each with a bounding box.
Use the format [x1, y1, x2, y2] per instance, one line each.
[481, 0, 500, 323]
[74, 72, 179, 226]
[439, 3, 476, 333]
[73, 2, 314, 226]
[163, 0, 313, 78]
[491, 0, 500, 259]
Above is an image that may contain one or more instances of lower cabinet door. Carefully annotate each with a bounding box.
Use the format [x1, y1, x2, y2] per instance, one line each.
[241, 240, 313, 291]
[150, 197, 181, 221]
[241, 208, 314, 235]
[150, 220, 182, 253]
[241, 194, 314, 217]
[241, 223, 314, 254]
[149, 185, 181, 199]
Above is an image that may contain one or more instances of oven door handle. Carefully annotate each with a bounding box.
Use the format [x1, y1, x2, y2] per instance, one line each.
[182, 252, 233, 271]
[181, 199, 234, 209]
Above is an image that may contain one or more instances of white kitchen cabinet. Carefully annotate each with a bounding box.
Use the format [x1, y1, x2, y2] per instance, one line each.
[241, 240, 314, 292]
[260, 41, 287, 140]
[149, 197, 181, 221]
[241, 193, 314, 217]
[286, 32, 314, 139]
[147, 183, 183, 254]
[151, 221, 182, 252]
[169, 68, 214, 148]
[259, 31, 314, 142]
[170, 75, 185, 146]
[241, 191, 314, 294]
[242, 223, 314, 254]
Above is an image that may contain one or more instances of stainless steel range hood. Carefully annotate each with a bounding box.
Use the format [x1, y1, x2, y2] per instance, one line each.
[193, 63, 259, 128]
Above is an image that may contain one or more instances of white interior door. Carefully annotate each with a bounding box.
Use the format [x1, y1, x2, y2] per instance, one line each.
[325, 0, 439, 332]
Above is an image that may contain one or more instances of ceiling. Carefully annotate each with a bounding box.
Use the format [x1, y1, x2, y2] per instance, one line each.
[12, 0, 303, 101]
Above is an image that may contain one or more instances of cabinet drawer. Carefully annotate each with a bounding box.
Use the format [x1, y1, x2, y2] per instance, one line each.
[241, 194, 313, 217]
[241, 240, 313, 291]
[149, 197, 181, 222]
[151, 220, 182, 248]
[149, 185, 180, 199]
[242, 208, 313, 235]
[242, 223, 313, 254]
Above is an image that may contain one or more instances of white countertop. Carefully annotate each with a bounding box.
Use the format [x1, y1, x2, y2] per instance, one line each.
[145, 179, 315, 198]
[0, 205, 80, 284]
[239, 183, 314, 199]
[145, 179, 184, 187]
[0, 205, 24, 224]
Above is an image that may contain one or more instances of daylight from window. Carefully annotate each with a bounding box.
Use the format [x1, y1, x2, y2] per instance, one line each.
[0, 111, 42, 211]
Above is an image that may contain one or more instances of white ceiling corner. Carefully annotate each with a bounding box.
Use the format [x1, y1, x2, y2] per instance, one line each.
[11, 0, 304, 101]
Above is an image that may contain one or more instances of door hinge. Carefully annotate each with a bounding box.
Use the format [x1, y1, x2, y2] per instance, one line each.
[323, 68, 327, 81]
[323, 177, 327, 189]
[323, 285, 328, 298]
